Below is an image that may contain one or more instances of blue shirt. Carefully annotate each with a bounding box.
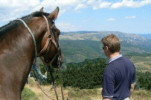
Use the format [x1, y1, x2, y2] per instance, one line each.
[102, 55, 136, 100]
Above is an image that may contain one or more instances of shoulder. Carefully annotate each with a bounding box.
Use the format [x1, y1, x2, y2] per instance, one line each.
[106, 56, 135, 70]
[110, 56, 134, 65]
[121, 56, 134, 66]
[103, 63, 115, 76]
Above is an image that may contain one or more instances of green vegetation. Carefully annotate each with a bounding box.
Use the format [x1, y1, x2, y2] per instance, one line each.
[22, 87, 38, 100]
[59, 40, 151, 63]
[136, 71, 151, 90]
[130, 55, 151, 72]
[29, 56, 151, 99]
[60, 40, 103, 63]
[37, 56, 151, 91]
[62, 58, 106, 89]
[35, 58, 106, 89]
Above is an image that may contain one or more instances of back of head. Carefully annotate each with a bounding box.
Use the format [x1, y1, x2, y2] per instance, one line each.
[101, 34, 120, 53]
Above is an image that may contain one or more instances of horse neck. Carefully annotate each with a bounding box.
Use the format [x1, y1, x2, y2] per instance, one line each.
[0, 18, 46, 93]
[15, 18, 47, 88]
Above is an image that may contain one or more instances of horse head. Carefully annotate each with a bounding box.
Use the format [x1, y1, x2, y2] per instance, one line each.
[37, 7, 63, 68]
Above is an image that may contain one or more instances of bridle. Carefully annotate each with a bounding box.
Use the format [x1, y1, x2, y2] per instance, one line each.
[38, 15, 63, 66]
[17, 15, 63, 66]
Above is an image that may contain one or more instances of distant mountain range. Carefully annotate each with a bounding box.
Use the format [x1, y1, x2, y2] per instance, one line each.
[59, 31, 151, 63]
[60, 31, 148, 42]
[138, 34, 151, 39]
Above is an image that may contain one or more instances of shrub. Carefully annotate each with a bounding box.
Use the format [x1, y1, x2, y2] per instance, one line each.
[22, 87, 38, 100]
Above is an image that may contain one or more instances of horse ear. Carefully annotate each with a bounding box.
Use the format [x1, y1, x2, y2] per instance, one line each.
[40, 7, 44, 12]
[48, 7, 59, 20]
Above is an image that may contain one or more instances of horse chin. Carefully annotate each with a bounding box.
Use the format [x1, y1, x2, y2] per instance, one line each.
[52, 64, 59, 68]
[51, 59, 59, 68]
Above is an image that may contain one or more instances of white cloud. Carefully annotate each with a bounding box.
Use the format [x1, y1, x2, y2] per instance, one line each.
[99, 1, 112, 8]
[75, 0, 112, 10]
[111, 0, 151, 9]
[74, 0, 151, 10]
[107, 18, 116, 22]
[0, 0, 151, 27]
[0, 0, 42, 26]
[125, 16, 136, 19]
[56, 22, 80, 32]
[0, 0, 82, 26]
[75, 4, 87, 10]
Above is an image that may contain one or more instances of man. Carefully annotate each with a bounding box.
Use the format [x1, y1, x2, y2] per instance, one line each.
[101, 34, 136, 100]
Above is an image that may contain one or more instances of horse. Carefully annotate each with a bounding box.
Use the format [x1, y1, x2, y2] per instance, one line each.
[0, 7, 63, 100]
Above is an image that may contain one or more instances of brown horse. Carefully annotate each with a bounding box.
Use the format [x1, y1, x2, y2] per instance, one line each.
[0, 7, 63, 100]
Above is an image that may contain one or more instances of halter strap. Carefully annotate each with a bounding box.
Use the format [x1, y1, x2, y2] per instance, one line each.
[38, 15, 58, 56]
[17, 18, 37, 61]
[42, 15, 58, 48]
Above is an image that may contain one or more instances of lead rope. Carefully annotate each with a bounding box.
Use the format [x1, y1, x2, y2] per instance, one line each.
[16, 18, 37, 63]
[48, 66, 59, 100]
[32, 67, 52, 99]
[58, 56, 64, 100]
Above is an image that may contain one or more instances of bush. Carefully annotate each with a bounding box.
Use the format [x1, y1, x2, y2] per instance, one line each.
[135, 71, 151, 90]
[62, 58, 106, 89]
[22, 87, 38, 100]
[37, 58, 106, 89]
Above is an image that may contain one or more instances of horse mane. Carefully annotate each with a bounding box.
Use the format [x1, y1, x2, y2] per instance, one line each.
[0, 11, 49, 37]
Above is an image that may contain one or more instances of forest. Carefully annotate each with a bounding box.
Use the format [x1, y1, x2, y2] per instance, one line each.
[33, 57, 151, 90]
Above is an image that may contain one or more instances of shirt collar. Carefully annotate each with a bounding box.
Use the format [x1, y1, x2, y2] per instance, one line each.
[107, 54, 122, 64]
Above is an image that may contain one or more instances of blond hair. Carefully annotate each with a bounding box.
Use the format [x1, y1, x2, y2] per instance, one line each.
[101, 34, 120, 53]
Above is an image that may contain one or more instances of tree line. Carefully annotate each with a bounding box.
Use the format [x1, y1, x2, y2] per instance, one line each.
[32, 57, 151, 90]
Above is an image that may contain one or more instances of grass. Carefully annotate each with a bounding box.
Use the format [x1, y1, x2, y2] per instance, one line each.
[131, 90, 151, 100]
[67, 87, 151, 100]
[66, 87, 101, 100]
[22, 87, 38, 100]
[23, 78, 151, 100]
[130, 55, 151, 72]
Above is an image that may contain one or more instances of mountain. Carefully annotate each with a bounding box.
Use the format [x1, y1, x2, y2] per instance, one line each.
[60, 31, 147, 42]
[138, 34, 151, 39]
[59, 31, 151, 63]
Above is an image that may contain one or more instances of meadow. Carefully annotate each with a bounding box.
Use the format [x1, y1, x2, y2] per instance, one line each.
[22, 83, 151, 100]
[22, 55, 151, 100]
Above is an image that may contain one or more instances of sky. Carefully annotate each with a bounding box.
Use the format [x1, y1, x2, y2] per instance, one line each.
[0, 0, 151, 34]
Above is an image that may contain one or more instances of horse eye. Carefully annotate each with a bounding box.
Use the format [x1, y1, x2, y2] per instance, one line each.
[48, 35, 51, 38]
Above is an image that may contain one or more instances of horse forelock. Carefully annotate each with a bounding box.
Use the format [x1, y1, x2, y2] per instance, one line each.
[0, 11, 49, 38]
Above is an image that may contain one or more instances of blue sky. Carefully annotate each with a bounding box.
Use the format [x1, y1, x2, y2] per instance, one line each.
[0, 0, 151, 34]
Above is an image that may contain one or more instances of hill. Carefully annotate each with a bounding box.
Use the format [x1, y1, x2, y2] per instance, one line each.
[59, 31, 151, 63]
[60, 31, 147, 42]
[139, 34, 151, 39]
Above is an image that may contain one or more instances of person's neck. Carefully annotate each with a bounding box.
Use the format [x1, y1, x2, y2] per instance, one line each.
[109, 52, 120, 59]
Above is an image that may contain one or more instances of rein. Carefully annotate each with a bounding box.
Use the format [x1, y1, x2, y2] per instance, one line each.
[17, 15, 64, 100]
